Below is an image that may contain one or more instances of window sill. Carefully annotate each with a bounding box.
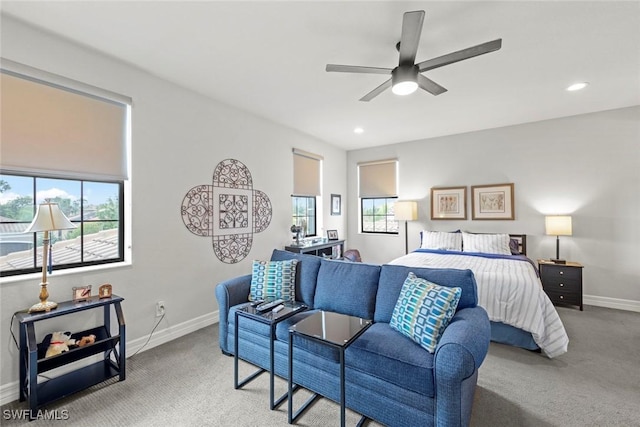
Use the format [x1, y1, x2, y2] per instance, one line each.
[0, 260, 132, 285]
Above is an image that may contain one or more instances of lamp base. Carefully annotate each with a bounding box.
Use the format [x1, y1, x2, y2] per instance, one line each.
[550, 258, 567, 264]
[28, 300, 58, 313]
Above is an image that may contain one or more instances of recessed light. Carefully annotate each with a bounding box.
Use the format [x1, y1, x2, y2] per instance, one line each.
[354, 127, 364, 134]
[566, 82, 589, 91]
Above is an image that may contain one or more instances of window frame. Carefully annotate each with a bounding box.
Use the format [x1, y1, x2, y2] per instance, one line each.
[360, 196, 399, 234]
[291, 195, 317, 237]
[0, 172, 125, 277]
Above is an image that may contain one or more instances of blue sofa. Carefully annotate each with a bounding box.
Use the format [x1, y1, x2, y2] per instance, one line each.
[215, 249, 490, 427]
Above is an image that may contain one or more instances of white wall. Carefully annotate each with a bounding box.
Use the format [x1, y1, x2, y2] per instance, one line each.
[347, 106, 640, 309]
[0, 16, 346, 401]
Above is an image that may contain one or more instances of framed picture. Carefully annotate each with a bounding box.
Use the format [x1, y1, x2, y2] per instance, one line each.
[330, 194, 341, 216]
[72, 285, 92, 302]
[431, 187, 467, 220]
[327, 229, 339, 240]
[471, 183, 515, 220]
[99, 283, 113, 299]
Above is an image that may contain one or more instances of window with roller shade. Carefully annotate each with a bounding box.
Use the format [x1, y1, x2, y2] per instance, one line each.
[0, 61, 130, 277]
[291, 149, 322, 237]
[358, 160, 399, 234]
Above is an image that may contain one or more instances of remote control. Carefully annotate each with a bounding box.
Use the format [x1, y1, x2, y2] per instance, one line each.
[250, 299, 264, 307]
[256, 299, 285, 312]
[272, 304, 285, 313]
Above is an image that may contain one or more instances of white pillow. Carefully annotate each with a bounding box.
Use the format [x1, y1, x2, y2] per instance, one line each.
[420, 231, 462, 251]
[462, 232, 511, 255]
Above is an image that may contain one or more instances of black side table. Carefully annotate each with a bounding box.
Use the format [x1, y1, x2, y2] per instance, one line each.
[15, 295, 126, 420]
[538, 260, 584, 310]
[234, 301, 307, 409]
[288, 310, 372, 427]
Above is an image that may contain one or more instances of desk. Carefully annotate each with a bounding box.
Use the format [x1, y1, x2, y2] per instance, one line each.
[284, 239, 344, 259]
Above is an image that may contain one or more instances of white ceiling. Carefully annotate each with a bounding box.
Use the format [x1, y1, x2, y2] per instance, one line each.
[2, 1, 639, 151]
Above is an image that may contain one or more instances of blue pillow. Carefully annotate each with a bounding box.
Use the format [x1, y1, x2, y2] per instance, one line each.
[250, 259, 298, 301]
[389, 272, 462, 353]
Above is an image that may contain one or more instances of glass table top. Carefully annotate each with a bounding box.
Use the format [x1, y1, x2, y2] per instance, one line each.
[289, 310, 372, 346]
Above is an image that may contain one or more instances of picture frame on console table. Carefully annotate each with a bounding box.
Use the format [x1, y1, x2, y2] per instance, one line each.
[327, 229, 339, 240]
[471, 183, 515, 220]
[431, 186, 467, 220]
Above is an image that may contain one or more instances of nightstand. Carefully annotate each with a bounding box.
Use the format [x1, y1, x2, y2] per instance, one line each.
[538, 260, 584, 311]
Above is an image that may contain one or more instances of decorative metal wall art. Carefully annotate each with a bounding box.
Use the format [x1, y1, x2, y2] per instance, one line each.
[181, 159, 272, 263]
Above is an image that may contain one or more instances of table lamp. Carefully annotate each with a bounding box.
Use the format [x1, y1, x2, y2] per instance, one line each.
[394, 201, 418, 254]
[545, 215, 572, 264]
[24, 201, 77, 312]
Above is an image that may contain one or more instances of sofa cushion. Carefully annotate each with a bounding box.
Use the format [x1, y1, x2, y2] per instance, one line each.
[271, 249, 321, 306]
[346, 323, 436, 397]
[389, 273, 461, 353]
[375, 264, 477, 323]
[314, 259, 381, 319]
[250, 259, 298, 302]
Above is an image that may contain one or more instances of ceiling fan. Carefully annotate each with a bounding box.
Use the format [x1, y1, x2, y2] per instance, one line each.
[326, 10, 502, 102]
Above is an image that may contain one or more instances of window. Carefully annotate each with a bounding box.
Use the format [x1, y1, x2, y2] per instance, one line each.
[358, 160, 399, 234]
[0, 173, 124, 277]
[292, 148, 322, 238]
[0, 59, 130, 278]
[361, 197, 399, 234]
[291, 196, 317, 237]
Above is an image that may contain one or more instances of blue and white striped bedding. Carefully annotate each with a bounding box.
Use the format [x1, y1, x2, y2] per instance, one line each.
[388, 249, 569, 358]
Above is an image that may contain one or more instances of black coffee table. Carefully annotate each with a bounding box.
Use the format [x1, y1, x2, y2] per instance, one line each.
[234, 300, 307, 409]
[287, 310, 372, 426]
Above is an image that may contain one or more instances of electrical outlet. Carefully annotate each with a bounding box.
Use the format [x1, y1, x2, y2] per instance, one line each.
[156, 301, 165, 317]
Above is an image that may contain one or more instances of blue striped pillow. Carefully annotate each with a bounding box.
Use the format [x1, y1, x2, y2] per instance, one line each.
[390, 272, 462, 353]
[250, 259, 298, 302]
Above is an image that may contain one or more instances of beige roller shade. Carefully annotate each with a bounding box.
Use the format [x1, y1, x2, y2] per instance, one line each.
[293, 148, 322, 196]
[1, 66, 129, 180]
[358, 160, 397, 197]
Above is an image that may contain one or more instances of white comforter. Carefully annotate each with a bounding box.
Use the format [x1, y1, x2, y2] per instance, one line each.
[389, 251, 569, 358]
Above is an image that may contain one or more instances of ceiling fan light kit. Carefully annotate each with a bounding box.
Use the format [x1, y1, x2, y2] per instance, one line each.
[326, 10, 502, 102]
[391, 66, 419, 95]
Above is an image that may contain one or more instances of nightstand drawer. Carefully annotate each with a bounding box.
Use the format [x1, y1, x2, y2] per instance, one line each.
[541, 266, 582, 280]
[542, 277, 581, 293]
[545, 290, 581, 306]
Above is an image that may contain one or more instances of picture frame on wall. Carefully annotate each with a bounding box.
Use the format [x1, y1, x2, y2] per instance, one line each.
[331, 194, 341, 216]
[431, 186, 467, 220]
[471, 183, 515, 220]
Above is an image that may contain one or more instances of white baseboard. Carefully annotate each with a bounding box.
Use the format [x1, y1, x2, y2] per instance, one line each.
[0, 310, 219, 407]
[584, 294, 640, 313]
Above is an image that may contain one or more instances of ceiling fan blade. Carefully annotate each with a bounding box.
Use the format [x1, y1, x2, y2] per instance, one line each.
[359, 79, 392, 102]
[418, 74, 447, 96]
[398, 10, 425, 65]
[326, 64, 392, 75]
[417, 39, 502, 72]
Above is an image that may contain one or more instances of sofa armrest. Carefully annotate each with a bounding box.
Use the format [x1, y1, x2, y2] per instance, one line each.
[215, 274, 252, 353]
[434, 306, 490, 427]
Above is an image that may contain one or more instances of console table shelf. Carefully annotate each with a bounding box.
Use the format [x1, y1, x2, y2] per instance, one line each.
[15, 295, 125, 420]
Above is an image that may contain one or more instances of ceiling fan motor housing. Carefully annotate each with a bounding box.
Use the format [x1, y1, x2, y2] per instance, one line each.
[391, 65, 419, 95]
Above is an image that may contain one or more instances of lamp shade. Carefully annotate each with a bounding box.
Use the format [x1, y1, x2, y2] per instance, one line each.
[545, 215, 572, 236]
[25, 202, 76, 233]
[395, 201, 418, 221]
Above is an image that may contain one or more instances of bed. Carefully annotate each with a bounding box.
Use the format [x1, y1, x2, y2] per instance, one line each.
[388, 231, 569, 358]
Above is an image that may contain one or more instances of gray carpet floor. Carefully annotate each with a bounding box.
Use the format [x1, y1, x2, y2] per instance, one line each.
[2, 305, 639, 426]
